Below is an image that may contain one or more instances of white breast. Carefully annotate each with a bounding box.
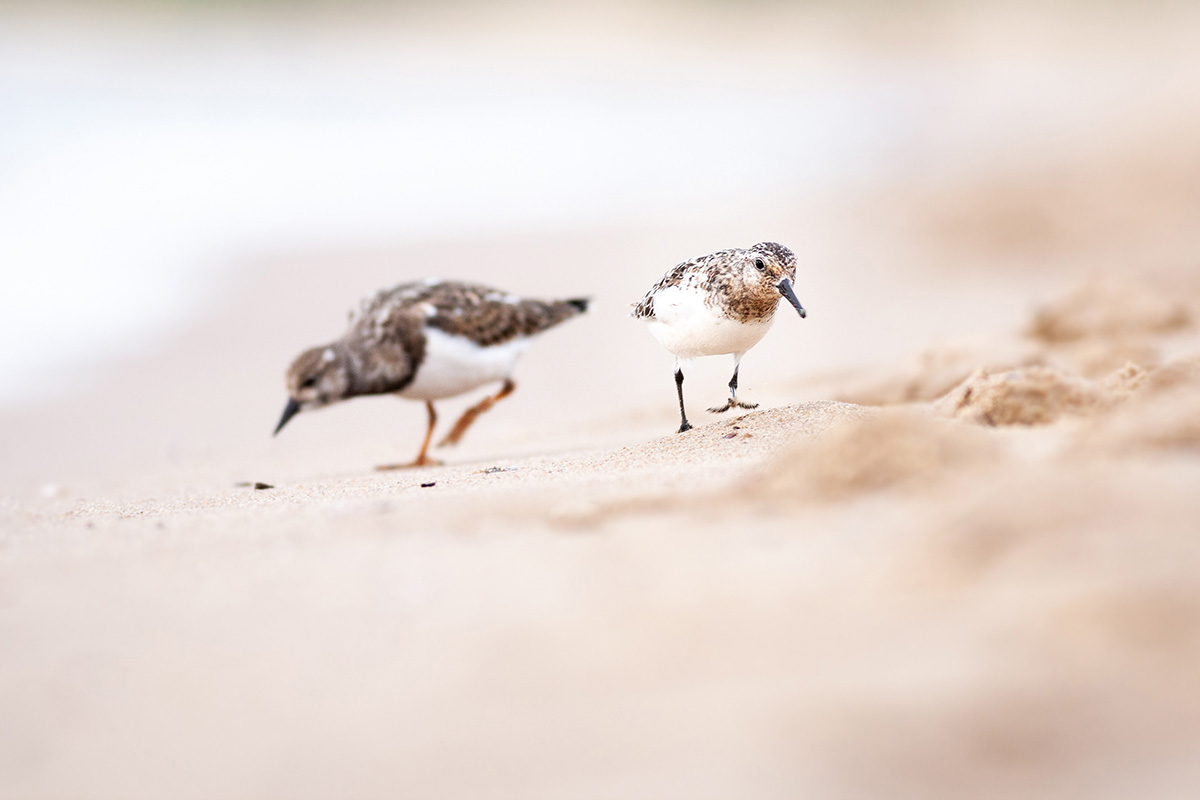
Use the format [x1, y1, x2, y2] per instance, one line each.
[397, 327, 530, 400]
[644, 285, 775, 359]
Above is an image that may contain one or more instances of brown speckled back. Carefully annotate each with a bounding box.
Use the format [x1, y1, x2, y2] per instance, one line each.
[338, 280, 588, 396]
[633, 242, 797, 324]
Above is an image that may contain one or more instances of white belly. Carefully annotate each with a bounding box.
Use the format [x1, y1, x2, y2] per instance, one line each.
[398, 327, 529, 400]
[644, 285, 775, 359]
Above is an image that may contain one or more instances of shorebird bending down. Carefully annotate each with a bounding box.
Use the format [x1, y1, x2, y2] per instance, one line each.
[632, 242, 806, 433]
[275, 279, 588, 468]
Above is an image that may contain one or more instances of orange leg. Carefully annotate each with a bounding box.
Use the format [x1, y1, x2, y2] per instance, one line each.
[376, 400, 443, 470]
[439, 379, 516, 448]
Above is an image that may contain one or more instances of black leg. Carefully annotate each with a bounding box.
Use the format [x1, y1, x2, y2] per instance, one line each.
[675, 367, 692, 433]
[708, 363, 758, 414]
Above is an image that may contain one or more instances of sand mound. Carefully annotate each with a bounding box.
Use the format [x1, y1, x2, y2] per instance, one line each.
[862, 460, 1200, 795]
[1138, 354, 1200, 395]
[755, 408, 996, 501]
[934, 365, 1118, 426]
[833, 343, 1042, 407]
[1103, 390, 1200, 452]
[831, 274, 1195, 409]
[1084, 356, 1200, 453]
[1026, 280, 1194, 377]
[1029, 280, 1192, 345]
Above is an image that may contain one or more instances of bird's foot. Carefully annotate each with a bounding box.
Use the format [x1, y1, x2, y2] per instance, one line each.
[677, 421, 694, 433]
[708, 399, 758, 414]
[375, 456, 443, 471]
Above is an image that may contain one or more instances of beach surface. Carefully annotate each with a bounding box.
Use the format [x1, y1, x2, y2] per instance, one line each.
[3, 2, 1200, 798]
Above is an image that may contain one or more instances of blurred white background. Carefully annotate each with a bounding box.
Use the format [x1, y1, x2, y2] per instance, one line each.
[0, 3, 933, 405]
[2, 0, 1197, 488]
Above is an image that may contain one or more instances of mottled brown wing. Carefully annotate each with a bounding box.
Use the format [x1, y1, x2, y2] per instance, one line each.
[420, 281, 587, 346]
[352, 280, 585, 349]
[632, 257, 705, 320]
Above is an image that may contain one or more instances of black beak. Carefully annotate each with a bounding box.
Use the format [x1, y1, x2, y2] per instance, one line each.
[274, 398, 301, 436]
[777, 278, 807, 318]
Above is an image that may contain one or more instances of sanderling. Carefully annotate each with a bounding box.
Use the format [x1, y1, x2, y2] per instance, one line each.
[275, 279, 588, 468]
[632, 241, 806, 433]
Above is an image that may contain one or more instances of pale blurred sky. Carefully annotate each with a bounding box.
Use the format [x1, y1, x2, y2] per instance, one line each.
[0, 4, 931, 405]
[2, 1, 1192, 406]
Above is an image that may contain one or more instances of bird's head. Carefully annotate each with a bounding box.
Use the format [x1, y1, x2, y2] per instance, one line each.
[745, 242, 805, 319]
[274, 345, 352, 435]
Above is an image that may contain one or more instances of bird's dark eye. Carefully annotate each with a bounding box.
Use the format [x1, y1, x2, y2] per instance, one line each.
[754, 258, 765, 271]
[301, 377, 317, 389]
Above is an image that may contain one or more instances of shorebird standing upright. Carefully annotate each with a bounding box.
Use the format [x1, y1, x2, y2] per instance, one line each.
[276, 279, 588, 468]
[632, 242, 806, 433]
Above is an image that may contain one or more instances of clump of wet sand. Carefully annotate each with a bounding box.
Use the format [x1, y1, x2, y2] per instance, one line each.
[1081, 355, 1200, 454]
[1027, 279, 1194, 378]
[1028, 279, 1192, 345]
[933, 365, 1121, 426]
[831, 342, 1044, 407]
[755, 408, 997, 501]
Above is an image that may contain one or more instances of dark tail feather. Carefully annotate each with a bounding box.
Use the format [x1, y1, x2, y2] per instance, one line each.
[566, 298, 589, 313]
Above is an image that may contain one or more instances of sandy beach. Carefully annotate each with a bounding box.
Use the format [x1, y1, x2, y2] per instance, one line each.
[3, 2, 1200, 798]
